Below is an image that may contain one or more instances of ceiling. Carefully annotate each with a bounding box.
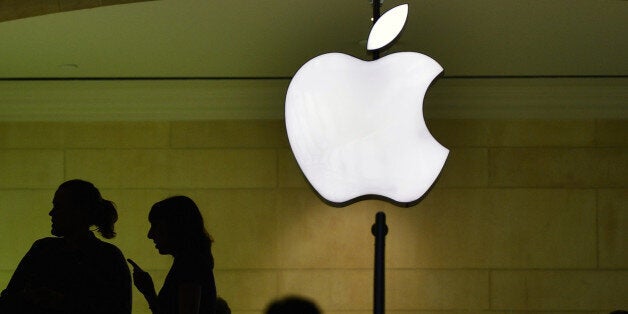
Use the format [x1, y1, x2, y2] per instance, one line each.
[1, 0, 627, 79]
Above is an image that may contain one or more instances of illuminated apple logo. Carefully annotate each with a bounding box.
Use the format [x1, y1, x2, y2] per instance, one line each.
[285, 4, 448, 205]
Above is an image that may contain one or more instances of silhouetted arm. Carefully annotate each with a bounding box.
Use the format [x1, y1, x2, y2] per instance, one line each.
[128, 259, 160, 314]
[87, 245, 132, 314]
[178, 284, 202, 314]
[106, 252, 132, 314]
[0, 239, 50, 313]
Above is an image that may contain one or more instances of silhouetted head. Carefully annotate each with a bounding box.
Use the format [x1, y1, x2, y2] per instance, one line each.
[148, 195, 212, 257]
[215, 296, 231, 314]
[265, 296, 321, 314]
[49, 179, 118, 239]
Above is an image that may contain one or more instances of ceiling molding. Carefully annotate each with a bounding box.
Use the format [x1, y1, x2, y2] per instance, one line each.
[2, 0, 626, 78]
[0, 0, 152, 22]
[0, 78, 625, 121]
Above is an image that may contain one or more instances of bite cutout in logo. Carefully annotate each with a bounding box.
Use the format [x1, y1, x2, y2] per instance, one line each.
[285, 4, 448, 205]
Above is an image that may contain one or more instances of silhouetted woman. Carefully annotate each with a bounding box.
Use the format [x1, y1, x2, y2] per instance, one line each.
[0, 179, 131, 314]
[129, 196, 217, 314]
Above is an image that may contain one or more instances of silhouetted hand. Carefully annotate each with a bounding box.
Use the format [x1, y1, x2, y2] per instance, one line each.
[127, 259, 157, 302]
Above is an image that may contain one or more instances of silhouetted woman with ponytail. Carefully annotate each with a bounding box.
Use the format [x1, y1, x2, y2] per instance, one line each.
[0, 179, 132, 314]
[128, 195, 217, 314]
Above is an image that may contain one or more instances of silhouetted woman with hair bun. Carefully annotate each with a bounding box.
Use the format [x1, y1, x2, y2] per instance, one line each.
[0, 179, 132, 314]
[128, 195, 217, 314]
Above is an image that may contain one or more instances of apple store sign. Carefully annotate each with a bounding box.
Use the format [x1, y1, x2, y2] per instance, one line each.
[285, 4, 449, 206]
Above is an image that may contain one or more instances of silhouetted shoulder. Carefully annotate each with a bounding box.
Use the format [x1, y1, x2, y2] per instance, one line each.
[172, 253, 213, 285]
[92, 237, 125, 257]
[83, 236, 129, 275]
[28, 237, 65, 254]
[33, 237, 63, 246]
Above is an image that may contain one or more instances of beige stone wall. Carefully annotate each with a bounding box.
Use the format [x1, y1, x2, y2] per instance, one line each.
[0, 119, 626, 314]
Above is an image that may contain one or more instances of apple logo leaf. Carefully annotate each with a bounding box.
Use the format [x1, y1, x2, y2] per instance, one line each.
[367, 4, 408, 51]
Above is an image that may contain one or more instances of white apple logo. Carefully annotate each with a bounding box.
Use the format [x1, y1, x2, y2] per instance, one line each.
[285, 4, 448, 205]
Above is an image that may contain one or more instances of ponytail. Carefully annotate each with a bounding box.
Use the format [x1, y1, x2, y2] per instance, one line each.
[93, 199, 118, 239]
[58, 179, 119, 239]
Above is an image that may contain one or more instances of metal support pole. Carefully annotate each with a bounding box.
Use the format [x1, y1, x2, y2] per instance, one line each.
[370, 1, 386, 309]
[371, 211, 388, 314]
[371, 0, 381, 60]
